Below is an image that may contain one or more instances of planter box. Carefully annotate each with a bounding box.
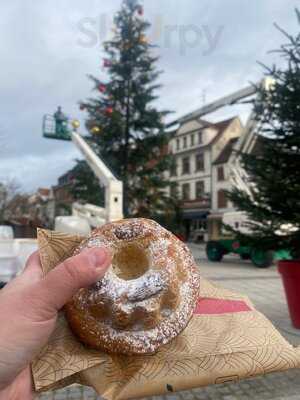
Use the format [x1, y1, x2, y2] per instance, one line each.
[278, 260, 300, 328]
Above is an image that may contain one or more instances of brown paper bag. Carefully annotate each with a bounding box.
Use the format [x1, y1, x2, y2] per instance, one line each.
[32, 229, 300, 399]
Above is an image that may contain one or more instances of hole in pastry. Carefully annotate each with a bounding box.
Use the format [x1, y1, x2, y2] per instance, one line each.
[161, 308, 172, 318]
[112, 243, 149, 280]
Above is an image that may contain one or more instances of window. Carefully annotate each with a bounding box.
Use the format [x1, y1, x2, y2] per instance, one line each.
[183, 136, 187, 149]
[182, 183, 190, 200]
[170, 161, 177, 177]
[182, 156, 190, 174]
[198, 131, 203, 144]
[217, 189, 228, 209]
[191, 134, 195, 146]
[170, 184, 178, 198]
[176, 138, 180, 150]
[217, 166, 225, 181]
[195, 181, 205, 199]
[195, 153, 205, 171]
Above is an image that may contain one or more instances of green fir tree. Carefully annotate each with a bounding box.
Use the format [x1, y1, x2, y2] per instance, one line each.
[70, 160, 105, 206]
[78, 0, 180, 230]
[228, 11, 300, 257]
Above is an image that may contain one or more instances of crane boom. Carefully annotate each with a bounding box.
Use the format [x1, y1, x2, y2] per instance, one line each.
[42, 112, 124, 229]
[71, 131, 123, 223]
[171, 84, 257, 126]
[228, 77, 274, 194]
[71, 132, 117, 185]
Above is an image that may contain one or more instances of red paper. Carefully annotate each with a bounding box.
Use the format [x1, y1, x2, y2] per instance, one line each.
[194, 298, 251, 315]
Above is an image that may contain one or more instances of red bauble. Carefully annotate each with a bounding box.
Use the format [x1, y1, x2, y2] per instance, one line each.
[98, 84, 106, 93]
[103, 59, 111, 68]
[137, 5, 143, 15]
[106, 107, 113, 115]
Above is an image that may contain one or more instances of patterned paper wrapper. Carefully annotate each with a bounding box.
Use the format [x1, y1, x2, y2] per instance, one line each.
[32, 229, 300, 399]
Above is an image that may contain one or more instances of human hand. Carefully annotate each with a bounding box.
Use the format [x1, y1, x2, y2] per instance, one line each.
[0, 247, 111, 400]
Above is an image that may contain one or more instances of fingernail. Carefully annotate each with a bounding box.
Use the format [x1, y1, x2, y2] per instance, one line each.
[85, 248, 111, 273]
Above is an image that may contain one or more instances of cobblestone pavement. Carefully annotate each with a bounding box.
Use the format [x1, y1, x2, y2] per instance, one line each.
[37, 244, 300, 400]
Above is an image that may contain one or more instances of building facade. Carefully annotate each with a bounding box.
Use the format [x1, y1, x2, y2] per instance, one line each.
[209, 137, 239, 240]
[27, 187, 55, 228]
[52, 171, 75, 217]
[169, 116, 243, 241]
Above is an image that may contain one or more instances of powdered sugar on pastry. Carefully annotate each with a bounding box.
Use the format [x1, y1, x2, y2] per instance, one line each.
[65, 218, 200, 355]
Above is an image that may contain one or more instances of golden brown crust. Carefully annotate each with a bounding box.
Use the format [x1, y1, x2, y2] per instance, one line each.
[65, 218, 200, 355]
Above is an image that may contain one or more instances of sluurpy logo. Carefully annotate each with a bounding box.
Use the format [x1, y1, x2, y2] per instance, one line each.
[76, 13, 224, 56]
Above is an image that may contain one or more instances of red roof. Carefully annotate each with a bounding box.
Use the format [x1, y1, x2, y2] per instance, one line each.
[38, 188, 50, 196]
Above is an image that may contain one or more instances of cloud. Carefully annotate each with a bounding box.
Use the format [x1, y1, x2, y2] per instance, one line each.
[0, 147, 80, 192]
[0, 0, 299, 192]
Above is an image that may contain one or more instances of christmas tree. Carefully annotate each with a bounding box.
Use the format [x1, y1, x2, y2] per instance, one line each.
[78, 0, 179, 229]
[228, 11, 300, 257]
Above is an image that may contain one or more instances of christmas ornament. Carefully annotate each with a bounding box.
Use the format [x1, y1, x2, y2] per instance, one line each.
[98, 84, 106, 93]
[139, 34, 148, 44]
[106, 107, 113, 115]
[123, 42, 131, 50]
[71, 120, 80, 130]
[103, 59, 111, 67]
[79, 103, 85, 111]
[91, 126, 101, 134]
[137, 5, 144, 16]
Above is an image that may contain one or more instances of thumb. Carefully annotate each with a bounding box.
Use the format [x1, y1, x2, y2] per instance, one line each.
[31, 247, 111, 315]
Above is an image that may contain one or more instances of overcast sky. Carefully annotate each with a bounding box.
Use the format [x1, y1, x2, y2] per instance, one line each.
[0, 0, 299, 193]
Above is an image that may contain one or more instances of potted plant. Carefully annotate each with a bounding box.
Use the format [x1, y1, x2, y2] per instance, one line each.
[227, 11, 300, 328]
